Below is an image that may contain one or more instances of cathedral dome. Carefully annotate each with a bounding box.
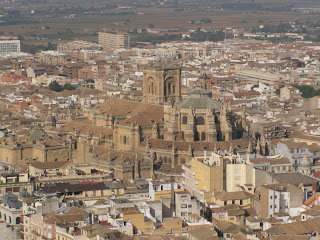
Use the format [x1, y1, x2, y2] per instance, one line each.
[176, 87, 221, 110]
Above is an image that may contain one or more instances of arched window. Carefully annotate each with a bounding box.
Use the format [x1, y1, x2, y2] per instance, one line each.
[0, 212, 2, 219]
[165, 77, 175, 96]
[201, 132, 206, 141]
[181, 131, 185, 141]
[181, 158, 186, 164]
[164, 157, 167, 163]
[196, 116, 205, 125]
[182, 116, 187, 124]
[123, 136, 127, 145]
[4, 214, 6, 221]
[9, 216, 11, 224]
[160, 157, 163, 162]
[168, 157, 172, 164]
[16, 217, 20, 225]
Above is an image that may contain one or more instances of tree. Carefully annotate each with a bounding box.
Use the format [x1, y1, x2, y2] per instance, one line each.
[63, 83, 74, 90]
[49, 81, 63, 92]
[200, 18, 212, 24]
[17, 34, 24, 40]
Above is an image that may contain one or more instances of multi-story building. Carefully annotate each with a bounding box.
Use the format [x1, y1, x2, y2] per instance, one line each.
[0, 172, 33, 197]
[175, 191, 200, 221]
[98, 32, 130, 51]
[254, 183, 304, 218]
[226, 159, 255, 192]
[0, 40, 20, 53]
[182, 152, 226, 203]
[0, 192, 23, 226]
[274, 141, 312, 171]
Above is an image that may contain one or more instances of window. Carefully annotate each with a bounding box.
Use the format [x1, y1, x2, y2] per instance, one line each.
[181, 204, 187, 208]
[230, 217, 234, 220]
[232, 200, 235, 204]
[201, 132, 206, 141]
[235, 169, 241, 173]
[275, 195, 277, 199]
[270, 196, 273, 199]
[240, 200, 243, 205]
[181, 131, 184, 141]
[123, 136, 127, 144]
[275, 205, 277, 208]
[196, 116, 205, 125]
[235, 176, 240, 180]
[188, 205, 192, 208]
[270, 205, 273, 209]
[181, 212, 187, 216]
[181, 158, 186, 165]
[182, 116, 187, 124]
[180, 196, 187, 200]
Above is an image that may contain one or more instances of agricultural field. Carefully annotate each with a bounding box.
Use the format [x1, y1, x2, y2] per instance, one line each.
[1, 0, 320, 50]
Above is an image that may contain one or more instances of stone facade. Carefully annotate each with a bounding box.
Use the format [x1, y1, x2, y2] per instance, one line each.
[143, 66, 181, 104]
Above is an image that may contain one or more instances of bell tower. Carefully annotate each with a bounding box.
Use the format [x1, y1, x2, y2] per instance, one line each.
[143, 65, 181, 104]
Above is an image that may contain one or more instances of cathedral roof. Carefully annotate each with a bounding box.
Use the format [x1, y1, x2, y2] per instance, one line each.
[27, 125, 50, 140]
[176, 96, 221, 110]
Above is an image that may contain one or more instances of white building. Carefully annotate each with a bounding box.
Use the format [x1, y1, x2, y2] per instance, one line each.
[0, 40, 20, 54]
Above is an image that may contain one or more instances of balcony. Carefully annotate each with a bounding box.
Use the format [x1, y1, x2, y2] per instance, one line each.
[182, 165, 195, 176]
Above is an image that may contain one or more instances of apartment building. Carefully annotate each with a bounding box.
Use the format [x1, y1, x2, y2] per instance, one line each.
[0, 40, 20, 53]
[98, 32, 130, 51]
[254, 183, 304, 218]
[182, 152, 226, 203]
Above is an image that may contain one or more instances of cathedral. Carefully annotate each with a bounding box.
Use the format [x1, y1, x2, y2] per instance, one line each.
[0, 65, 250, 181]
[143, 65, 246, 143]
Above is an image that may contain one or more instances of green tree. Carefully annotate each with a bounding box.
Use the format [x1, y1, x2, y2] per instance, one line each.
[49, 81, 63, 92]
[200, 18, 212, 24]
[63, 83, 74, 90]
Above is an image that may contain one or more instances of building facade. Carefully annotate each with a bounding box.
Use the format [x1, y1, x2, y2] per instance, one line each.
[98, 32, 130, 51]
[0, 40, 20, 53]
